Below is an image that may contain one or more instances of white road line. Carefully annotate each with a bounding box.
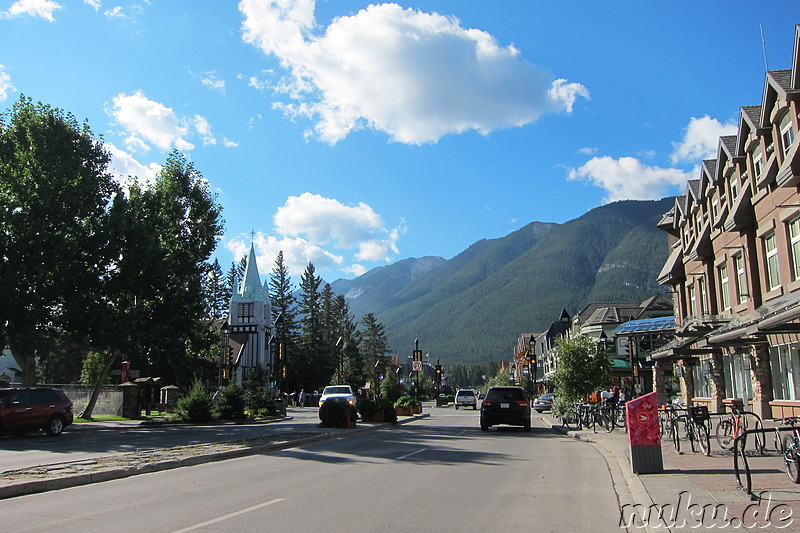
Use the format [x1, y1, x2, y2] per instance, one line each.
[172, 498, 285, 532]
[396, 448, 426, 460]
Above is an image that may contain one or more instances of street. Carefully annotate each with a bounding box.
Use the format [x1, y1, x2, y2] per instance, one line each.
[0, 408, 625, 532]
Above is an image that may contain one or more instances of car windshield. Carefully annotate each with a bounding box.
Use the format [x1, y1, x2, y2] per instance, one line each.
[457, 391, 474, 397]
[324, 386, 351, 395]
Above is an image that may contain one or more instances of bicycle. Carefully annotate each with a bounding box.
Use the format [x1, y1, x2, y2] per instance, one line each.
[715, 404, 764, 454]
[672, 405, 711, 456]
[775, 417, 800, 483]
[561, 403, 581, 430]
[659, 405, 681, 440]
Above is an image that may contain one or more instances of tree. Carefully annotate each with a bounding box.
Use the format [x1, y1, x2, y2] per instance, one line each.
[551, 335, 611, 404]
[81, 151, 224, 418]
[203, 258, 230, 319]
[359, 313, 391, 395]
[0, 96, 118, 385]
[79, 351, 113, 386]
[294, 263, 330, 391]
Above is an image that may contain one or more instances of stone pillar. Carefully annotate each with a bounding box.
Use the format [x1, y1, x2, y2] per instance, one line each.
[750, 343, 773, 420]
[653, 362, 668, 405]
[160, 385, 181, 412]
[709, 350, 726, 414]
[680, 359, 695, 407]
[120, 382, 140, 419]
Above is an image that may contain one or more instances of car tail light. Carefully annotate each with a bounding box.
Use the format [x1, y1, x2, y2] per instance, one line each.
[516, 400, 529, 407]
[482, 399, 495, 407]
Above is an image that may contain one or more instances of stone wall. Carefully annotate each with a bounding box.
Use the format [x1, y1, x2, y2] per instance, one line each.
[46, 385, 123, 417]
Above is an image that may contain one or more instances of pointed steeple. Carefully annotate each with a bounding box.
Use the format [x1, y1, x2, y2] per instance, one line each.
[239, 244, 266, 302]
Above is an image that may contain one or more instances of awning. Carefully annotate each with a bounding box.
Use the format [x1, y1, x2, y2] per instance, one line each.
[613, 316, 675, 336]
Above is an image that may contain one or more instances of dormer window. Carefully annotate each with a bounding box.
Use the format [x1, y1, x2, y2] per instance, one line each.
[729, 173, 739, 200]
[753, 154, 763, 178]
[782, 122, 795, 157]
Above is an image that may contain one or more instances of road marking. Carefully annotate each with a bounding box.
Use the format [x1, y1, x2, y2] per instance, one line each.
[396, 448, 426, 460]
[172, 498, 285, 532]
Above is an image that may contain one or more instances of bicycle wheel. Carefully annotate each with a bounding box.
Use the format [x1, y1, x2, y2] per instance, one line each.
[751, 418, 765, 455]
[660, 413, 674, 440]
[672, 418, 681, 452]
[601, 408, 615, 433]
[696, 423, 711, 456]
[562, 407, 579, 430]
[715, 418, 734, 450]
[783, 435, 800, 484]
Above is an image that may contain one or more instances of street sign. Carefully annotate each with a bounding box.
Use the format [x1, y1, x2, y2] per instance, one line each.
[412, 360, 422, 371]
[413, 350, 423, 362]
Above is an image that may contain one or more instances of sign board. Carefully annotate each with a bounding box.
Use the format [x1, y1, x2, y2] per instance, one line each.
[626, 391, 660, 447]
[413, 350, 423, 362]
[412, 360, 422, 371]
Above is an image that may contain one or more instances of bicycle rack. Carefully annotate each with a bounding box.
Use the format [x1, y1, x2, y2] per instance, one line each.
[733, 425, 796, 501]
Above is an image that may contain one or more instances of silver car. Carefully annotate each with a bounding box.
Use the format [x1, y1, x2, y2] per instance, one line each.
[454, 389, 477, 410]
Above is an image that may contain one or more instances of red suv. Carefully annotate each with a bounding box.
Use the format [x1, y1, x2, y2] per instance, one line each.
[0, 387, 74, 436]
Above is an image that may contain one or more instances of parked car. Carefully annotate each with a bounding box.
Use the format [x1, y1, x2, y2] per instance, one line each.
[0, 387, 74, 436]
[318, 385, 356, 407]
[480, 386, 531, 431]
[454, 389, 477, 410]
[533, 392, 556, 413]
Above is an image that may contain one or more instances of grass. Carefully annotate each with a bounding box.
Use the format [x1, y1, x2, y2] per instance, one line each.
[74, 414, 128, 423]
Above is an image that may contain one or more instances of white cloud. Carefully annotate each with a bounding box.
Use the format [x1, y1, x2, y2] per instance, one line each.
[671, 115, 737, 164]
[108, 90, 195, 152]
[226, 233, 344, 277]
[567, 156, 692, 203]
[104, 142, 162, 187]
[2, 0, 62, 21]
[222, 137, 239, 148]
[201, 72, 225, 94]
[343, 264, 367, 277]
[239, 0, 588, 144]
[0, 65, 16, 102]
[84, 0, 100, 11]
[578, 147, 597, 156]
[193, 114, 217, 146]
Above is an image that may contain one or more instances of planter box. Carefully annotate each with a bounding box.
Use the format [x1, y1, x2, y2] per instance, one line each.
[363, 410, 384, 423]
[395, 406, 412, 416]
[412, 404, 422, 414]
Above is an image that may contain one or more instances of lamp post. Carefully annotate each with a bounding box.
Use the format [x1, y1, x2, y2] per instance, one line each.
[510, 364, 517, 385]
[336, 337, 346, 385]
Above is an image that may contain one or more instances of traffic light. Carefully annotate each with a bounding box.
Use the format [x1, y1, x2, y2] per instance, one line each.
[529, 356, 537, 378]
[435, 364, 442, 381]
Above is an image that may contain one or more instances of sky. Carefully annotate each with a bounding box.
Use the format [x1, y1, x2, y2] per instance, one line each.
[2, 1, 800, 283]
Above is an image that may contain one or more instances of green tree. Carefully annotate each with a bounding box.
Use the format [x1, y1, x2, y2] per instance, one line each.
[0, 96, 118, 385]
[203, 258, 230, 319]
[294, 263, 330, 391]
[359, 313, 391, 396]
[268, 251, 299, 389]
[551, 335, 611, 404]
[79, 351, 113, 386]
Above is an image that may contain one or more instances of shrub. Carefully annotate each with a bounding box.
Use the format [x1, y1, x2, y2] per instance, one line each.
[244, 373, 276, 417]
[213, 382, 245, 420]
[319, 399, 357, 427]
[358, 398, 378, 419]
[175, 381, 213, 423]
[394, 395, 420, 408]
[376, 397, 397, 424]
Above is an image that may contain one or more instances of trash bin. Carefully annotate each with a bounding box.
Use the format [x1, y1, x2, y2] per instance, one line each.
[626, 391, 663, 474]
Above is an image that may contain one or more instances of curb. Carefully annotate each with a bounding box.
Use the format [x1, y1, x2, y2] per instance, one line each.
[0, 412, 430, 500]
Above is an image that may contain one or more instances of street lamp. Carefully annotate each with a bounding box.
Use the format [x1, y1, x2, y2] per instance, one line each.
[336, 337, 346, 385]
[510, 364, 517, 385]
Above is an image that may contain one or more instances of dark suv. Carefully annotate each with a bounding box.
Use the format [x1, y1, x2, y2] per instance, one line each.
[480, 386, 531, 432]
[0, 387, 74, 436]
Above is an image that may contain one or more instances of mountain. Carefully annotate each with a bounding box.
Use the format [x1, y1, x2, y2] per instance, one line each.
[333, 198, 675, 365]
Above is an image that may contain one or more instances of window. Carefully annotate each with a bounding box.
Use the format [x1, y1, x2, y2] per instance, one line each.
[790, 218, 800, 281]
[688, 285, 697, 316]
[771, 344, 800, 400]
[764, 232, 781, 290]
[719, 264, 731, 311]
[781, 114, 795, 156]
[735, 254, 748, 304]
[729, 173, 738, 200]
[693, 360, 712, 397]
[753, 153, 763, 179]
[237, 302, 254, 323]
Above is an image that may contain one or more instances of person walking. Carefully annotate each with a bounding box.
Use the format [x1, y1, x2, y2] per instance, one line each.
[298, 389, 306, 408]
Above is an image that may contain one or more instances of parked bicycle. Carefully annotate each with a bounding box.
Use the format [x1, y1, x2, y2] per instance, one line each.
[672, 405, 711, 456]
[775, 417, 800, 483]
[715, 404, 764, 454]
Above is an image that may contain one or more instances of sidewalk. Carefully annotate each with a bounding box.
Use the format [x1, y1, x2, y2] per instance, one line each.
[540, 413, 800, 532]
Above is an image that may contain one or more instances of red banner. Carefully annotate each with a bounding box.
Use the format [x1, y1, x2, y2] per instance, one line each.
[626, 391, 660, 446]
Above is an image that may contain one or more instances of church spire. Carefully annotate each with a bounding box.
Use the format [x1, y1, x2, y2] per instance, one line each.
[239, 243, 265, 301]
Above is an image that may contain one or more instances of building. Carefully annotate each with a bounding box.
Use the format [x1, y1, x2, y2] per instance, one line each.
[224, 244, 273, 385]
[654, 25, 800, 418]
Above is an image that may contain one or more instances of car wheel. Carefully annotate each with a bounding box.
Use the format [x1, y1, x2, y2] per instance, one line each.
[480, 423, 489, 431]
[455, 405, 459, 410]
[46, 416, 65, 436]
[524, 422, 531, 432]
[472, 405, 477, 410]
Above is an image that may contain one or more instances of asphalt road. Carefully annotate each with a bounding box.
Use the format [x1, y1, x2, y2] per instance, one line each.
[0, 408, 625, 532]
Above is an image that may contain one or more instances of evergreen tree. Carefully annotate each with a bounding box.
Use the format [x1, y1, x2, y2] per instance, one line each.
[295, 263, 331, 391]
[203, 258, 229, 319]
[359, 313, 392, 396]
[268, 250, 299, 391]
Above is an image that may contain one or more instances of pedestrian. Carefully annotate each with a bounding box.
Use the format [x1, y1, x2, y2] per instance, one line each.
[298, 389, 306, 408]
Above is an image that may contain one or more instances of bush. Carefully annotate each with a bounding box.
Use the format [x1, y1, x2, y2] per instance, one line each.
[244, 373, 276, 417]
[213, 382, 245, 420]
[319, 399, 357, 427]
[376, 397, 397, 424]
[175, 381, 213, 423]
[358, 398, 378, 419]
[394, 395, 420, 408]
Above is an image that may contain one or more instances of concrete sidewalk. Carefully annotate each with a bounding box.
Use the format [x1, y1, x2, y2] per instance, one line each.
[540, 413, 800, 532]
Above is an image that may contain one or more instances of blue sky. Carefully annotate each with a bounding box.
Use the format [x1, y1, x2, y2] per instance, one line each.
[2, 1, 799, 283]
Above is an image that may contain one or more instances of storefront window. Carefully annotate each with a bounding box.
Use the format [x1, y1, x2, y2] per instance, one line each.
[693, 360, 711, 397]
[771, 343, 800, 401]
[723, 353, 753, 401]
